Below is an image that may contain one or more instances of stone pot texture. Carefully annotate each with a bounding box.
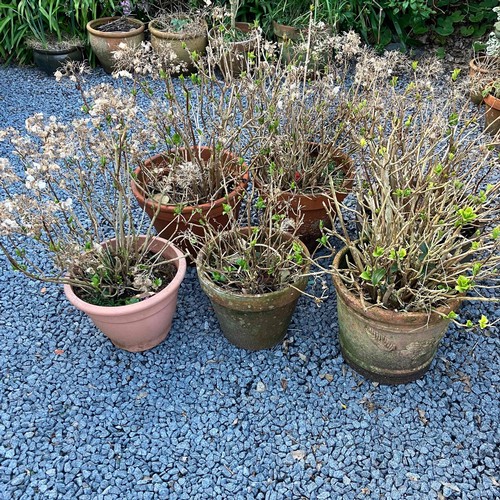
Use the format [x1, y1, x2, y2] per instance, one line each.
[332, 245, 461, 385]
[64, 236, 186, 352]
[196, 229, 310, 350]
[130, 147, 249, 258]
[32, 46, 84, 75]
[149, 18, 208, 71]
[210, 22, 258, 79]
[484, 91, 500, 135]
[257, 146, 353, 248]
[86, 16, 145, 73]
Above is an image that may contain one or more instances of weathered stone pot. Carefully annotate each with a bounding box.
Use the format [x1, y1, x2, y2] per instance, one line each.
[86, 16, 145, 73]
[149, 18, 208, 71]
[32, 46, 84, 75]
[196, 229, 310, 350]
[64, 236, 186, 352]
[332, 245, 461, 384]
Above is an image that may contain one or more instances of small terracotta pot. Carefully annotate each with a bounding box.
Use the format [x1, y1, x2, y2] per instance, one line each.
[332, 245, 461, 384]
[210, 22, 258, 78]
[484, 92, 500, 135]
[149, 18, 208, 71]
[33, 46, 84, 75]
[196, 228, 310, 350]
[257, 146, 354, 248]
[86, 16, 145, 73]
[64, 236, 186, 352]
[130, 147, 249, 257]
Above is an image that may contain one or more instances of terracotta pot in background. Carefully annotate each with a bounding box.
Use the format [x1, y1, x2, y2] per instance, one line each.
[86, 16, 145, 73]
[149, 18, 208, 71]
[210, 22, 258, 79]
[332, 245, 461, 385]
[196, 228, 310, 350]
[64, 236, 186, 352]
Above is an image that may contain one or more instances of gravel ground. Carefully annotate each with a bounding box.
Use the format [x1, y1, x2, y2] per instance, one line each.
[0, 64, 499, 500]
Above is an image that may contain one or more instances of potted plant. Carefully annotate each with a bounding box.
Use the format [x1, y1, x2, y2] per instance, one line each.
[483, 80, 500, 135]
[86, 0, 145, 74]
[322, 67, 500, 384]
[148, 12, 208, 72]
[208, 1, 259, 78]
[16, 0, 84, 75]
[0, 63, 187, 352]
[244, 35, 362, 247]
[111, 41, 252, 258]
[195, 197, 312, 351]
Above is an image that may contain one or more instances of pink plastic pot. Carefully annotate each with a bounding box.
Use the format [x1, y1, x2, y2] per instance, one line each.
[64, 236, 187, 352]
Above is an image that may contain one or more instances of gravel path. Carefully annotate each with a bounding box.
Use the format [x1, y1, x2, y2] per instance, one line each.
[0, 65, 499, 499]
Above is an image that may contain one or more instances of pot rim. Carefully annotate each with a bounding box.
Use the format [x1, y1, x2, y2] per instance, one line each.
[64, 235, 186, 315]
[196, 226, 311, 300]
[483, 91, 500, 110]
[86, 16, 145, 38]
[130, 147, 249, 214]
[32, 46, 83, 55]
[208, 26, 259, 49]
[331, 244, 461, 324]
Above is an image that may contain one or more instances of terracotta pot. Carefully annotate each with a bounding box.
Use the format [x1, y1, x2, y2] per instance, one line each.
[86, 17, 145, 73]
[210, 22, 258, 78]
[196, 228, 310, 350]
[64, 236, 186, 352]
[484, 92, 500, 135]
[258, 146, 354, 248]
[332, 245, 461, 384]
[149, 18, 208, 71]
[130, 147, 249, 257]
[272, 21, 304, 42]
[33, 46, 84, 75]
[469, 57, 494, 105]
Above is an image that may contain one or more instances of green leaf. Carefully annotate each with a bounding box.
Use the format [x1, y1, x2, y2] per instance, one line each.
[478, 315, 489, 329]
[360, 269, 372, 281]
[455, 275, 472, 293]
[372, 246, 385, 257]
[447, 311, 458, 320]
[371, 268, 386, 286]
[222, 204, 231, 215]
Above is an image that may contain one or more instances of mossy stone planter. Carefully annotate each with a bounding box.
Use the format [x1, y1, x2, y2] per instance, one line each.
[332, 246, 461, 384]
[196, 230, 310, 350]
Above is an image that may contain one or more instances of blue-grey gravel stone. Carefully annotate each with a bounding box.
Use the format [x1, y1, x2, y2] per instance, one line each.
[0, 63, 499, 500]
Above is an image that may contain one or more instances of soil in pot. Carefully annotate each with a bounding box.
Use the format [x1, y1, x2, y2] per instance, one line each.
[196, 228, 311, 350]
[130, 147, 249, 259]
[64, 236, 187, 352]
[332, 245, 460, 384]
